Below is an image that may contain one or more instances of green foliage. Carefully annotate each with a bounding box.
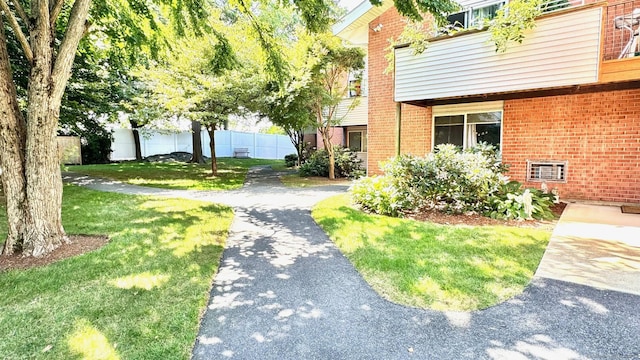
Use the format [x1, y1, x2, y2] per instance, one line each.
[80, 130, 113, 165]
[488, 0, 542, 53]
[351, 143, 554, 221]
[284, 154, 299, 167]
[299, 149, 331, 177]
[384, 20, 434, 75]
[334, 146, 366, 179]
[386, 0, 460, 24]
[298, 147, 364, 178]
[488, 181, 555, 220]
[349, 176, 403, 217]
[380, 144, 507, 214]
[540, 0, 570, 12]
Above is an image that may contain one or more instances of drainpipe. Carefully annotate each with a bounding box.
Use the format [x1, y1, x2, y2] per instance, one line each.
[395, 102, 401, 156]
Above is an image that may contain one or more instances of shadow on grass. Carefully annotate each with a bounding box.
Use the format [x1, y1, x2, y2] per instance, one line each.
[0, 185, 233, 359]
[314, 195, 551, 311]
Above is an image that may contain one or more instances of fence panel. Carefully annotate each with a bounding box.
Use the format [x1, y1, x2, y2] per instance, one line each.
[110, 129, 295, 161]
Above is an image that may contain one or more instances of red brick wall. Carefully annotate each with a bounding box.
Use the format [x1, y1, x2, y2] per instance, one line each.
[400, 104, 430, 157]
[367, 5, 640, 203]
[503, 90, 640, 203]
[367, 7, 433, 173]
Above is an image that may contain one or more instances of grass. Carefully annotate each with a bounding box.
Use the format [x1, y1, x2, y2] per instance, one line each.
[65, 158, 286, 190]
[279, 173, 352, 188]
[312, 194, 552, 311]
[0, 186, 234, 359]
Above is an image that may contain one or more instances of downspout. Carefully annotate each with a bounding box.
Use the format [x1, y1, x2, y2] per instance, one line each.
[395, 102, 401, 156]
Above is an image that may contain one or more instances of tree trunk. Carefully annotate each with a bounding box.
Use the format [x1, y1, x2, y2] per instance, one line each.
[130, 120, 143, 161]
[0, 0, 91, 257]
[207, 127, 217, 176]
[321, 130, 335, 180]
[189, 120, 206, 164]
[296, 131, 303, 166]
[0, 18, 27, 256]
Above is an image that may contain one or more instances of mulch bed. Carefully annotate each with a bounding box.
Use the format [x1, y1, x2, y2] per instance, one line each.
[405, 202, 567, 229]
[0, 235, 109, 272]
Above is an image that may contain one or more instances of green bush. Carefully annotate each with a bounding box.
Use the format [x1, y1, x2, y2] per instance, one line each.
[487, 181, 555, 220]
[299, 150, 330, 177]
[334, 147, 365, 179]
[350, 143, 553, 220]
[284, 154, 298, 167]
[349, 176, 402, 217]
[299, 147, 364, 179]
[379, 144, 507, 214]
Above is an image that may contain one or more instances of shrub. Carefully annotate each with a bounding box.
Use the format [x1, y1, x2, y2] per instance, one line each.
[487, 181, 555, 220]
[299, 149, 330, 177]
[350, 176, 402, 217]
[284, 154, 298, 168]
[299, 147, 364, 179]
[379, 144, 508, 214]
[334, 147, 365, 179]
[350, 143, 556, 220]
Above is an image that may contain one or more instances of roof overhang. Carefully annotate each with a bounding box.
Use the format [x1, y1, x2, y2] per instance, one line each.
[332, 0, 393, 44]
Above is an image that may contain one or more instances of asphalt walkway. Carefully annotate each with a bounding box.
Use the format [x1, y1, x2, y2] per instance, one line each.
[63, 168, 640, 360]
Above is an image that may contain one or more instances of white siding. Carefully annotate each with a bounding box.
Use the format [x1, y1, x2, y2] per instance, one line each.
[336, 97, 368, 126]
[395, 7, 602, 102]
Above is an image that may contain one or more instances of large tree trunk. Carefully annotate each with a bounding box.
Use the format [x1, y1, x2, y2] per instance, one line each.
[0, 0, 92, 257]
[207, 127, 217, 176]
[189, 120, 206, 164]
[0, 18, 27, 256]
[130, 120, 143, 161]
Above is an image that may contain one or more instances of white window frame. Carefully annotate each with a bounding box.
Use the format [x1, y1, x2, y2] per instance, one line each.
[470, 1, 505, 27]
[445, 1, 506, 30]
[431, 101, 504, 151]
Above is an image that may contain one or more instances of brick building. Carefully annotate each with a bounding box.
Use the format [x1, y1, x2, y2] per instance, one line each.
[333, 0, 640, 203]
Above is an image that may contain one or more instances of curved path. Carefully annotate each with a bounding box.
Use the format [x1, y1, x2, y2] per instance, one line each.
[63, 168, 640, 360]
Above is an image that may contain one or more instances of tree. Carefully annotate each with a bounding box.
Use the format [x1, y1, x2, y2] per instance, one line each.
[0, 0, 231, 257]
[256, 79, 315, 167]
[305, 36, 365, 179]
[0, 0, 463, 257]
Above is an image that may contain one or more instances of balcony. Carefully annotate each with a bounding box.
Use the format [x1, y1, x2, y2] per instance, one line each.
[394, 3, 603, 103]
[601, 0, 640, 82]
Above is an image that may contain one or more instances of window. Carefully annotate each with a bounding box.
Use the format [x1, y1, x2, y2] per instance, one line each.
[446, 11, 467, 29]
[348, 130, 367, 152]
[348, 79, 362, 97]
[471, 3, 503, 27]
[527, 161, 567, 182]
[444, 2, 504, 31]
[433, 110, 502, 150]
[348, 62, 367, 97]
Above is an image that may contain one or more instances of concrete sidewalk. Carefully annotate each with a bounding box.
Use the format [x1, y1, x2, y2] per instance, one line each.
[535, 203, 640, 295]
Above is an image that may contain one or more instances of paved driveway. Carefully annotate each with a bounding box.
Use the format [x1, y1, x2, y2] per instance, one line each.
[63, 169, 640, 360]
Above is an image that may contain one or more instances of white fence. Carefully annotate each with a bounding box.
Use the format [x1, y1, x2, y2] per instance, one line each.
[111, 128, 296, 161]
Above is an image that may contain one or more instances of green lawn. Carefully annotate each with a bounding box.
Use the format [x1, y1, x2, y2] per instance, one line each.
[0, 186, 233, 359]
[312, 194, 551, 311]
[65, 158, 286, 190]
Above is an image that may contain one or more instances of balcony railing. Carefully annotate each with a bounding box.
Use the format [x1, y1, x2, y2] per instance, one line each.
[603, 0, 640, 60]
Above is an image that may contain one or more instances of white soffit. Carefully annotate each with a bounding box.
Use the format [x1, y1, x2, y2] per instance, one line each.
[333, 0, 394, 41]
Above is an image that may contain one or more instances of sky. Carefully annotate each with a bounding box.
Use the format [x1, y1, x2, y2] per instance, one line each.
[339, 0, 364, 12]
